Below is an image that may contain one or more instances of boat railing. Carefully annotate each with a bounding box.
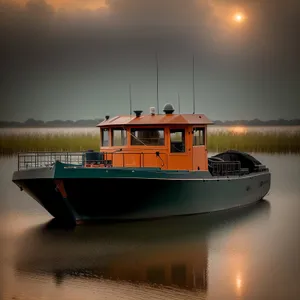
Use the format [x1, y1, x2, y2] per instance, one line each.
[209, 161, 242, 176]
[17, 151, 167, 171]
[17, 152, 85, 171]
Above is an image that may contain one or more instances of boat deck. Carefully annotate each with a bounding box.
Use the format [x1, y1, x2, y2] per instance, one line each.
[16, 151, 268, 177]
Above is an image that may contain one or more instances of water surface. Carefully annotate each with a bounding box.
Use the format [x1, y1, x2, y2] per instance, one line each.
[0, 154, 300, 300]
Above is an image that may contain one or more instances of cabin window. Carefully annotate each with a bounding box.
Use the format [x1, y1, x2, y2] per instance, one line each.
[193, 128, 205, 146]
[101, 128, 109, 146]
[170, 129, 185, 153]
[131, 128, 164, 146]
[112, 129, 127, 146]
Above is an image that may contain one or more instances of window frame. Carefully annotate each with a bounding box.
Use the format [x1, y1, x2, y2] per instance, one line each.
[192, 127, 206, 146]
[111, 128, 127, 147]
[101, 128, 110, 147]
[130, 127, 165, 146]
[170, 128, 186, 153]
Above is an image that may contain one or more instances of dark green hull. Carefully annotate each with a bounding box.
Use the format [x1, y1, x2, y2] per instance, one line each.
[12, 161, 271, 224]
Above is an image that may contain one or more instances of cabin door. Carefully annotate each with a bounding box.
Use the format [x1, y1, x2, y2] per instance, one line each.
[192, 127, 208, 171]
[168, 129, 191, 170]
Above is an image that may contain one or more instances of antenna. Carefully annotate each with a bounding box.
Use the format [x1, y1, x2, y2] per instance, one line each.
[156, 52, 159, 114]
[129, 83, 132, 116]
[192, 54, 195, 114]
[178, 92, 181, 114]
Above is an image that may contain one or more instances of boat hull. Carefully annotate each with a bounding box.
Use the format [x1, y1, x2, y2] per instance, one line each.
[12, 162, 271, 224]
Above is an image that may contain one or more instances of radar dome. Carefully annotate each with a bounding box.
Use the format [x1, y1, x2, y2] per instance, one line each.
[163, 103, 174, 114]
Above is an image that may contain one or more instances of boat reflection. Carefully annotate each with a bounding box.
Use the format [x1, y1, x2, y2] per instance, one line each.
[15, 200, 270, 295]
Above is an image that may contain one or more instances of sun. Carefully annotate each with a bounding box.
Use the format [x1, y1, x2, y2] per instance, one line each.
[233, 13, 245, 23]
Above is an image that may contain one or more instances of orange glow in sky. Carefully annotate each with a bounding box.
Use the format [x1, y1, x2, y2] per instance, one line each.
[51, 0, 108, 10]
[233, 12, 245, 23]
[13, 0, 108, 11]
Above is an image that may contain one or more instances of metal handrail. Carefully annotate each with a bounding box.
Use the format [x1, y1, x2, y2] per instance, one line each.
[208, 161, 241, 176]
[17, 151, 167, 171]
[17, 152, 85, 171]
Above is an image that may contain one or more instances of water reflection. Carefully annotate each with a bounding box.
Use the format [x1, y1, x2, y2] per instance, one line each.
[228, 126, 248, 134]
[14, 200, 270, 297]
[234, 271, 242, 298]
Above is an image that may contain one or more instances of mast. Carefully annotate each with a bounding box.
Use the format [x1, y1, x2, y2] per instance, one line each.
[129, 83, 132, 116]
[193, 54, 195, 114]
[156, 52, 159, 114]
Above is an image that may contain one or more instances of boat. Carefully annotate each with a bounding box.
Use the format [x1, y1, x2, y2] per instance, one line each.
[12, 103, 271, 225]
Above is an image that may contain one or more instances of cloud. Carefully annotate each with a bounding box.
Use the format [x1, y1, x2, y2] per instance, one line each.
[0, 0, 212, 59]
[1, 0, 210, 28]
[0, 0, 299, 78]
[0, 0, 299, 121]
[50, 0, 108, 11]
[25, 0, 54, 15]
[106, 0, 209, 26]
[1, 0, 298, 37]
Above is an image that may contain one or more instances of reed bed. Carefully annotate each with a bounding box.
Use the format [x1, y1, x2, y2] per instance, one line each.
[0, 131, 300, 155]
[207, 131, 300, 154]
[0, 133, 100, 155]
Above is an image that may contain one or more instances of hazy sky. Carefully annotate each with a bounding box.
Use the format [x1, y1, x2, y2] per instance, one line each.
[0, 0, 299, 121]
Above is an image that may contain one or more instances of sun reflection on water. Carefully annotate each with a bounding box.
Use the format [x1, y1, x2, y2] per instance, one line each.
[235, 272, 243, 297]
[228, 126, 248, 134]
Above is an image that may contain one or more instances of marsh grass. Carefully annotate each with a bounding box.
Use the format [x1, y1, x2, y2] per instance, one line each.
[207, 131, 300, 154]
[0, 131, 300, 154]
[0, 133, 100, 155]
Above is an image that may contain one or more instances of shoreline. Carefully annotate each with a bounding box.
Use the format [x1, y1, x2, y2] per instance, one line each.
[1, 131, 300, 154]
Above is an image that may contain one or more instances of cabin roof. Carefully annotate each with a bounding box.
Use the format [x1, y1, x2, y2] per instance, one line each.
[97, 113, 214, 127]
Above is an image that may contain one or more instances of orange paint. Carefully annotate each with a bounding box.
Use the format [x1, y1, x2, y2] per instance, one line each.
[93, 111, 213, 171]
[98, 114, 213, 127]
